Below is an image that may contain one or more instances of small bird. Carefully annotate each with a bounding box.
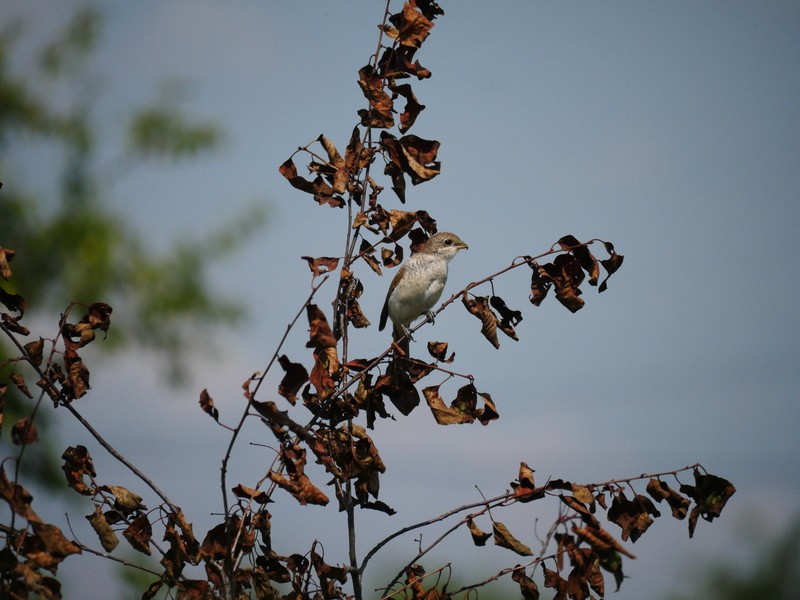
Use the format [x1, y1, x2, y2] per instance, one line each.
[379, 231, 468, 350]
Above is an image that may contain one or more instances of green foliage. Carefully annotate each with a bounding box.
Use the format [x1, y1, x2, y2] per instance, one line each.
[0, 4, 264, 501]
[0, 7, 265, 378]
[664, 517, 800, 600]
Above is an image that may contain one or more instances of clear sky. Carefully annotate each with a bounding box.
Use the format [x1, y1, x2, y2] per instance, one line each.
[3, 1, 800, 598]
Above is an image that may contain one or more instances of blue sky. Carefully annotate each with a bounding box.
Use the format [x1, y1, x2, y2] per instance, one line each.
[3, 1, 800, 598]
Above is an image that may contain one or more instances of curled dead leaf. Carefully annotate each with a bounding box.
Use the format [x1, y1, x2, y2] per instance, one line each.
[467, 518, 492, 546]
[493, 520, 533, 556]
[87, 506, 119, 552]
[462, 295, 500, 348]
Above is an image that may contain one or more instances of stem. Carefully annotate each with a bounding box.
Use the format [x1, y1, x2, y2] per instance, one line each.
[62, 402, 180, 514]
[219, 276, 328, 516]
[1, 315, 180, 514]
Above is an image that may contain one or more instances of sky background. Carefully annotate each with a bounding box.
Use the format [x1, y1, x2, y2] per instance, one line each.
[3, 1, 800, 598]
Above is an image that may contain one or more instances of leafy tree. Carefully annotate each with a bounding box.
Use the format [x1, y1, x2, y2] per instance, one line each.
[0, 6, 264, 371]
[1, 3, 735, 599]
[0, 6, 264, 491]
[663, 517, 800, 600]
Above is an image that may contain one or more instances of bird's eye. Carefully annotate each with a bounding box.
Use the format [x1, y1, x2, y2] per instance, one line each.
[444, 239, 453, 245]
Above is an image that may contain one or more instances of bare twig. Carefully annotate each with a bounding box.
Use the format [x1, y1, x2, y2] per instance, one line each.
[219, 275, 329, 516]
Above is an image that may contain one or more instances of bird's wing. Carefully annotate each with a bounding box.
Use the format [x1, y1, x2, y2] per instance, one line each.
[379, 267, 404, 331]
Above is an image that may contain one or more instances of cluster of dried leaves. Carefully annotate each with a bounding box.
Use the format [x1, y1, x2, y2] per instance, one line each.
[1, 2, 736, 599]
[0, 245, 111, 599]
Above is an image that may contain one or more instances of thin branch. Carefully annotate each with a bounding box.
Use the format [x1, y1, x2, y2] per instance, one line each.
[65, 514, 161, 577]
[1, 314, 181, 515]
[360, 490, 513, 575]
[219, 275, 329, 516]
[379, 563, 451, 600]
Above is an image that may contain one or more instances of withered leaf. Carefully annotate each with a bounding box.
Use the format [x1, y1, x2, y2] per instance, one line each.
[103, 485, 146, 515]
[388, 209, 421, 241]
[199, 388, 219, 422]
[467, 518, 492, 546]
[542, 566, 568, 598]
[422, 384, 474, 425]
[0, 246, 15, 280]
[232, 483, 271, 504]
[476, 390, 500, 425]
[571, 483, 595, 506]
[86, 302, 113, 334]
[306, 305, 339, 362]
[378, 45, 432, 80]
[259, 554, 291, 584]
[390, 82, 425, 133]
[490, 295, 522, 341]
[558, 235, 600, 286]
[426, 341, 454, 363]
[404, 358, 435, 383]
[380, 132, 441, 188]
[548, 254, 586, 313]
[267, 470, 329, 506]
[359, 238, 383, 275]
[384, 3, 435, 48]
[11, 418, 38, 445]
[200, 521, 230, 561]
[375, 366, 420, 416]
[123, 514, 153, 556]
[301, 256, 340, 277]
[277, 355, 309, 405]
[342, 273, 371, 329]
[22, 523, 81, 569]
[279, 157, 345, 208]
[343, 357, 374, 372]
[357, 65, 394, 129]
[87, 505, 119, 552]
[381, 245, 403, 268]
[63, 354, 90, 400]
[529, 260, 551, 306]
[565, 566, 590, 600]
[599, 242, 624, 292]
[0, 288, 26, 315]
[317, 134, 348, 195]
[10, 373, 33, 399]
[573, 524, 636, 559]
[345, 126, 375, 174]
[511, 462, 542, 502]
[493, 520, 533, 556]
[607, 492, 658, 542]
[362, 500, 396, 515]
[384, 160, 406, 203]
[0, 465, 41, 524]
[560, 495, 599, 528]
[61, 445, 96, 496]
[681, 470, 736, 537]
[23, 338, 44, 367]
[399, 134, 440, 184]
[512, 567, 540, 600]
[251, 400, 313, 444]
[312, 550, 348, 584]
[177, 581, 210, 599]
[462, 295, 500, 348]
[0, 384, 5, 433]
[646, 478, 690, 520]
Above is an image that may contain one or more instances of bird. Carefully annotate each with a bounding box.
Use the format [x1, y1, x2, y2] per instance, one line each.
[379, 231, 468, 351]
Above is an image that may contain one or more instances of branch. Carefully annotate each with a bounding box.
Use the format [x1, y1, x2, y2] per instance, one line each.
[360, 490, 513, 576]
[1, 312, 181, 515]
[219, 275, 329, 516]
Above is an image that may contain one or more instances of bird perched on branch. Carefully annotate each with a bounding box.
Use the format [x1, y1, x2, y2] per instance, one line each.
[379, 231, 468, 352]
